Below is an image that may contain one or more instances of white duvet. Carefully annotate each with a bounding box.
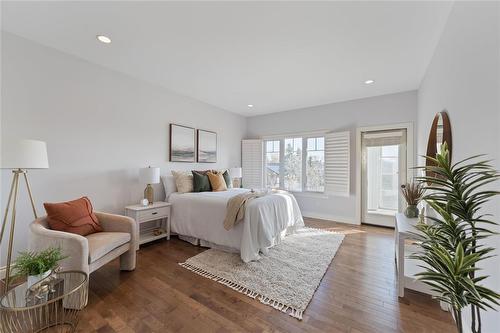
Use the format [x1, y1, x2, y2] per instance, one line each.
[168, 188, 304, 262]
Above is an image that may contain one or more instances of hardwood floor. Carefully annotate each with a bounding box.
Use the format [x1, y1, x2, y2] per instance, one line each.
[76, 219, 456, 333]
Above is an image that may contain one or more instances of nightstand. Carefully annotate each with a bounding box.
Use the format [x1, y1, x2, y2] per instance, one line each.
[125, 202, 171, 245]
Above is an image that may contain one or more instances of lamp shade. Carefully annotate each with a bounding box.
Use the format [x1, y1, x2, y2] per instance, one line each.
[229, 167, 242, 178]
[139, 167, 160, 184]
[1, 139, 49, 169]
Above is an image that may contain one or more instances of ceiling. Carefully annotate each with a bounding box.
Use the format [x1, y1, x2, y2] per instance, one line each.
[1, 1, 452, 116]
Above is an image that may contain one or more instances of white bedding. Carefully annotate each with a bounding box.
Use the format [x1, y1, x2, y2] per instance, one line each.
[168, 188, 304, 262]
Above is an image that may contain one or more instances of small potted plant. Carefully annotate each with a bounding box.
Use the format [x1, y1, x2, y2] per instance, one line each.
[400, 181, 425, 218]
[14, 247, 67, 288]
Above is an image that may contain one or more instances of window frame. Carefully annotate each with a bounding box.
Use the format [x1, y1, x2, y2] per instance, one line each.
[264, 134, 325, 193]
[378, 145, 400, 211]
[264, 139, 281, 190]
[304, 136, 326, 193]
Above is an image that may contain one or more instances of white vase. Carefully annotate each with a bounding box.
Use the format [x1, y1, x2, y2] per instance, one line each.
[27, 270, 51, 289]
[439, 300, 449, 312]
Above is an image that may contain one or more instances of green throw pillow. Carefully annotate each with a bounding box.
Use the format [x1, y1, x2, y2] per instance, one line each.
[192, 171, 212, 192]
[222, 170, 231, 188]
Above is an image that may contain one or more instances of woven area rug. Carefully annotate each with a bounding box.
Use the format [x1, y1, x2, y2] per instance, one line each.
[179, 227, 345, 320]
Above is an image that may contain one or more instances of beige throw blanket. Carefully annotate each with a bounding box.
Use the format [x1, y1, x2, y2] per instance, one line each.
[223, 191, 266, 230]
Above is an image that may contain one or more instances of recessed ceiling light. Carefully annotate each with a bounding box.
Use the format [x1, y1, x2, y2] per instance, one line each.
[96, 35, 111, 44]
[247, 104, 254, 108]
[364, 79, 375, 85]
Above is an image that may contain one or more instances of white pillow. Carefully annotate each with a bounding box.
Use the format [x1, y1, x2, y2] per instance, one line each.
[171, 171, 194, 194]
[161, 175, 177, 200]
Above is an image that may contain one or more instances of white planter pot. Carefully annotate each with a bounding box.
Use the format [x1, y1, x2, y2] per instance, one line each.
[440, 300, 449, 312]
[27, 270, 51, 289]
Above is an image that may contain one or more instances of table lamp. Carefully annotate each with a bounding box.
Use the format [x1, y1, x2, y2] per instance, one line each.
[139, 166, 160, 204]
[0, 139, 49, 291]
[229, 167, 242, 188]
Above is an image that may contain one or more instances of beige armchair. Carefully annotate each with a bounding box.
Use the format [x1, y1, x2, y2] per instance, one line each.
[30, 212, 138, 276]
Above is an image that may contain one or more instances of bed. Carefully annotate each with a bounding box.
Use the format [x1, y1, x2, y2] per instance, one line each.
[167, 188, 304, 262]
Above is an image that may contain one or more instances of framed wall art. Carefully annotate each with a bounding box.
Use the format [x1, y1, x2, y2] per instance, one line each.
[197, 129, 217, 163]
[169, 124, 196, 162]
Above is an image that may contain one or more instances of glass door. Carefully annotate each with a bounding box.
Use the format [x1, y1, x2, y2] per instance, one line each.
[362, 129, 407, 227]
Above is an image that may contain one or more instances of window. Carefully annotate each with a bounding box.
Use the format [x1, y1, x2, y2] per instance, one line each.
[366, 144, 399, 213]
[264, 136, 325, 192]
[379, 145, 399, 210]
[284, 138, 302, 191]
[265, 140, 280, 189]
[306, 137, 325, 192]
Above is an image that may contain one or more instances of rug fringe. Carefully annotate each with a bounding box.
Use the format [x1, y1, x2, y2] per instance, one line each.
[179, 262, 304, 320]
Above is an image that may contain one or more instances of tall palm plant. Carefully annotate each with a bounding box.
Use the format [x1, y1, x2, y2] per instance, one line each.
[411, 143, 500, 333]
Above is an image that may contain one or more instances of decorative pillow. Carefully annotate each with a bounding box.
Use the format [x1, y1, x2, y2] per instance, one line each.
[44, 197, 103, 236]
[161, 175, 177, 200]
[207, 171, 228, 191]
[171, 171, 193, 193]
[222, 170, 232, 188]
[192, 170, 212, 192]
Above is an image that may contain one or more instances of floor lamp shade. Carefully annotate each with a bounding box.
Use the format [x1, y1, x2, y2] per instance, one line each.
[2, 139, 49, 169]
[0, 139, 49, 292]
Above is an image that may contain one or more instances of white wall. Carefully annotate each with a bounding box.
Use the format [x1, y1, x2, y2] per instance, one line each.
[417, 2, 499, 331]
[0, 32, 246, 263]
[247, 90, 417, 223]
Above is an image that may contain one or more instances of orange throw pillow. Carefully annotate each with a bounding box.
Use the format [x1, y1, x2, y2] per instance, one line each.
[207, 171, 228, 192]
[44, 197, 103, 236]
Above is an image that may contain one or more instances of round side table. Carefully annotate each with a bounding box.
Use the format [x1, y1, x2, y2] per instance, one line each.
[0, 270, 88, 333]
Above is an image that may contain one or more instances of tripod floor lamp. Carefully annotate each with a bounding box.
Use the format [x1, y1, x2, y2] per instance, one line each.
[0, 140, 49, 292]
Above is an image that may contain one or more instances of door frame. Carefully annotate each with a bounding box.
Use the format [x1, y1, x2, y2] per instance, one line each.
[355, 122, 414, 225]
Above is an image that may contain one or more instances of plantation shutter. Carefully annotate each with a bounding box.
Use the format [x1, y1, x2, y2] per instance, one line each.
[325, 131, 350, 196]
[241, 139, 264, 189]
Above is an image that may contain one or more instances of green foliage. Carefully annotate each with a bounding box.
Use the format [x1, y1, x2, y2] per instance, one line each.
[14, 247, 67, 276]
[411, 143, 500, 333]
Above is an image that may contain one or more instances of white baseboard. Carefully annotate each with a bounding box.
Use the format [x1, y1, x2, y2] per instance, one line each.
[301, 211, 359, 225]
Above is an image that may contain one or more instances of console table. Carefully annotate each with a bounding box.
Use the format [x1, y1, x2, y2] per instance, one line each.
[394, 213, 432, 297]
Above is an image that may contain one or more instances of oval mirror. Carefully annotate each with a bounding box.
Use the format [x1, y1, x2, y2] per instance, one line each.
[426, 111, 452, 173]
